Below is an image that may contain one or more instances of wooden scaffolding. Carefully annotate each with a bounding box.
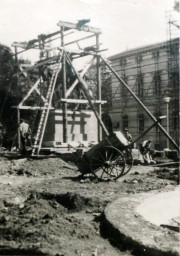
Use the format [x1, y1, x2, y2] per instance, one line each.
[12, 20, 179, 155]
[12, 20, 109, 155]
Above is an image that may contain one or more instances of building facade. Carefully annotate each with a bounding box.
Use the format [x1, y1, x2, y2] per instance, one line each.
[107, 38, 179, 150]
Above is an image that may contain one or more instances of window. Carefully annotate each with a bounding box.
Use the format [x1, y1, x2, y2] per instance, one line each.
[169, 43, 178, 55]
[171, 70, 179, 90]
[152, 50, 159, 60]
[137, 73, 144, 97]
[154, 71, 161, 95]
[121, 76, 128, 97]
[135, 54, 142, 64]
[113, 121, 120, 129]
[120, 57, 126, 67]
[122, 115, 128, 130]
[138, 113, 144, 132]
[173, 111, 179, 131]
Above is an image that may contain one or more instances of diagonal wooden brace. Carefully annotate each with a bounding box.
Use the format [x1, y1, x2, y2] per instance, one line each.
[66, 56, 95, 98]
[65, 52, 109, 136]
[100, 56, 179, 151]
[18, 77, 42, 107]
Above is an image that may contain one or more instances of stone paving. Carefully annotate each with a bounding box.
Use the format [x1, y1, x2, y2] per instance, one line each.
[104, 187, 180, 256]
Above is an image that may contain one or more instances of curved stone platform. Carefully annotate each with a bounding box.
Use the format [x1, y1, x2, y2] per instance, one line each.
[104, 187, 180, 256]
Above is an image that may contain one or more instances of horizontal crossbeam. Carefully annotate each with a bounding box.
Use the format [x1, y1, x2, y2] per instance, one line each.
[61, 99, 107, 104]
[12, 106, 54, 110]
[57, 20, 101, 34]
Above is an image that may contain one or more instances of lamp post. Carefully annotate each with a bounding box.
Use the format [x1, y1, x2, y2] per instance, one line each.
[163, 97, 171, 149]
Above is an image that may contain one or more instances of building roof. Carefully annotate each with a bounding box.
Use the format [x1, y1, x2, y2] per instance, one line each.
[108, 38, 179, 60]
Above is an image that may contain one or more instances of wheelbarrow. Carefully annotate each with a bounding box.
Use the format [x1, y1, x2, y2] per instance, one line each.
[76, 131, 133, 181]
[75, 116, 166, 181]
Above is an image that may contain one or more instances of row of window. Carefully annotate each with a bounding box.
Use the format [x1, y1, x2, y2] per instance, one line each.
[122, 112, 179, 132]
[119, 52, 160, 67]
[121, 71, 162, 97]
[122, 114, 144, 132]
[119, 43, 178, 67]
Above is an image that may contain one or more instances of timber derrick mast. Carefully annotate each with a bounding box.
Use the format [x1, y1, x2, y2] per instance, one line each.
[12, 20, 108, 155]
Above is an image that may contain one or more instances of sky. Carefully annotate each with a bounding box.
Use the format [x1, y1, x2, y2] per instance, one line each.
[0, 0, 178, 63]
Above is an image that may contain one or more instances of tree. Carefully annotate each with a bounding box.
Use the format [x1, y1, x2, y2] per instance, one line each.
[0, 44, 14, 101]
[0, 43, 33, 147]
[85, 63, 112, 111]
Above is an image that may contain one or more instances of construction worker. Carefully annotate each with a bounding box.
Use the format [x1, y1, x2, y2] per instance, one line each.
[123, 128, 132, 143]
[102, 112, 113, 134]
[19, 119, 31, 155]
[141, 139, 156, 164]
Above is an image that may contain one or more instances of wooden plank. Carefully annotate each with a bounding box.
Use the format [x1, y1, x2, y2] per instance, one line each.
[61, 98, 107, 104]
[152, 161, 179, 167]
[57, 20, 101, 34]
[12, 42, 29, 49]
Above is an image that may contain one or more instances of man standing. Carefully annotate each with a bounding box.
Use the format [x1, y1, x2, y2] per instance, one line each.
[19, 119, 30, 155]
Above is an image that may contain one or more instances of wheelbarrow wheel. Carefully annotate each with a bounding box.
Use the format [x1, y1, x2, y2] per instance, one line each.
[90, 146, 125, 181]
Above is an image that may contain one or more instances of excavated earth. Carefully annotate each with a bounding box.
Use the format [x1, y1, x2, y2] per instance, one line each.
[0, 153, 178, 256]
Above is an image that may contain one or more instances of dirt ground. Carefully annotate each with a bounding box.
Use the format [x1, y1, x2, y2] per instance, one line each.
[0, 153, 178, 256]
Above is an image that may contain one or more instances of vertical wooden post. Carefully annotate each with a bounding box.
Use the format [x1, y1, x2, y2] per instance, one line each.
[14, 46, 21, 151]
[17, 108, 21, 151]
[14, 46, 18, 63]
[61, 27, 68, 143]
[96, 34, 102, 141]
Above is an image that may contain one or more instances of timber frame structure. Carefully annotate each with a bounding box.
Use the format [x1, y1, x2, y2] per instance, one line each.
[13, 20, 109, 155]
[12, 20, 179, 155]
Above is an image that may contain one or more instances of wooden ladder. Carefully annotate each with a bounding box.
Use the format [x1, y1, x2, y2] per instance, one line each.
[32, 53, 63, 156]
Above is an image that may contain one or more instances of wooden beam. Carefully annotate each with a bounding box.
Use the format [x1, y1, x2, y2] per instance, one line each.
[19, 64, 29, 77]
[18, 78, 41, 107]
[64, 52, 109, 136]
[61, 28, 68, 143]
[57, 20, 101, 34]
[66, 56, 95, 97]
[17, 108, 21, 150]
[61, 99, 107, 104]
[101, 56, 179, 151]
[35, 88, 47, 103]
[13, 55, 59, 77]
[96, 33, 102, 141]
[12, 106, 54, 110]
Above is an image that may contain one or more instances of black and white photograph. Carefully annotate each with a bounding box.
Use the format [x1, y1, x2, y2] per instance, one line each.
[0, 0, 179, 255]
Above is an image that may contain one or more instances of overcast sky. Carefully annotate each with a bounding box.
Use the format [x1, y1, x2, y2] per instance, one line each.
[0, 0, 178, 62]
